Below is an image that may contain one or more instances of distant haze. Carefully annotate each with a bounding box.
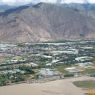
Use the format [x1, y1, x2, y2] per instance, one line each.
[0, 0, 95, 5]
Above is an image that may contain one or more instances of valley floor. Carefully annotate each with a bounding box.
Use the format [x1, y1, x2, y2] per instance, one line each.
[0, 76, 94, 95]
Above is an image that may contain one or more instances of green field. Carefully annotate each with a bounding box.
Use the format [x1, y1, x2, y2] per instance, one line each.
[73, 80, 95, 89]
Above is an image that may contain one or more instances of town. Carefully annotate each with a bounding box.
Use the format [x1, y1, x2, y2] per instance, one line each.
[0, 40, 95, 86]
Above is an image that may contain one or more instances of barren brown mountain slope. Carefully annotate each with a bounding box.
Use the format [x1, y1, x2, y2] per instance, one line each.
[0, 3, 95, 43]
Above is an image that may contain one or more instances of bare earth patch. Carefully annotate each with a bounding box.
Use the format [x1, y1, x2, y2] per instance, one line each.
[0, 76, 93, 95]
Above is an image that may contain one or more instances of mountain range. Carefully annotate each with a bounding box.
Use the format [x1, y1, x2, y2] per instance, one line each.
[0, 0, 95, 6]
[0, 3, 95, 43]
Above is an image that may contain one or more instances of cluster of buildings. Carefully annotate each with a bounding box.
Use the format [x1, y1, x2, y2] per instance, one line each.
[0, 40, 95, 79]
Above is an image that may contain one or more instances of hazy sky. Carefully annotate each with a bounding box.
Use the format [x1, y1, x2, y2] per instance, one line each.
[0, 0, 95, 5]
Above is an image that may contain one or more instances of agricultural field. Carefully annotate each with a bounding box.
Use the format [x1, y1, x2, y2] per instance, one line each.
[73, 80, 95, 89]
